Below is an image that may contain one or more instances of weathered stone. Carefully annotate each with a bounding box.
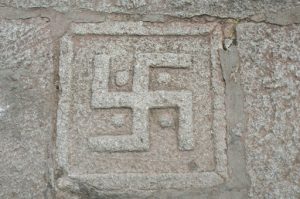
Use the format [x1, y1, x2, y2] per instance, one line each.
[237, 23, 300, 199]
[1, 0, 299, 20]
[1, 2, 299, 198]
[157, 72, 171, 84]
[111, 113, 126, 128]
[56, 21, 227, 196]
[0, 18, 55, 198]
[115, 70, 130, 87]
[158, 112, 174, 128]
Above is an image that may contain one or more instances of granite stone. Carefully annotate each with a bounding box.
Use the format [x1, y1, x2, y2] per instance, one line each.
[1, 2, 299, 198]
[1, 0, 299, 20]
[237, 23, 300, 199]
[55, 21, 227, 196]
[0, 18, 55, 198]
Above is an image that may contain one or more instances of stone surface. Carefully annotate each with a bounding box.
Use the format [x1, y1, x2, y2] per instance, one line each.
[115, 70, 130, 87]
[157, 72, 171, 84]
[111, 114, 126, 128]
[0, 18, 55, 198]
[237, 23, 300, 199]
[158, 112, 174, 128]
[56, 21, 227, 194]
[1, 2, 299, 198]
[1, 0, 299, 20]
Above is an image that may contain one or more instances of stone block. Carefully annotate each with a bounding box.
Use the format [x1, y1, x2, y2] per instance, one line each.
[237, 23, 300, 199]
[56, 21, 227, 195]
[0, 18, 55, 198]
[1, 0, 299, 19]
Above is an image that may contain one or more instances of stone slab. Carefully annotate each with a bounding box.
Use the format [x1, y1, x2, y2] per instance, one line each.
[56, 21, 227, 194]
[0, 0, 299, 19]
[237, 23, 300, 199]
[0, 18, 55, 198]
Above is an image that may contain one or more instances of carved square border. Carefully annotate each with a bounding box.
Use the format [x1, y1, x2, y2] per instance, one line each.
[56, 21, 228, 190]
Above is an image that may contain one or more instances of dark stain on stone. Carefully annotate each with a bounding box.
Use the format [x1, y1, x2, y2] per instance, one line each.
[188, 160, 198, 171]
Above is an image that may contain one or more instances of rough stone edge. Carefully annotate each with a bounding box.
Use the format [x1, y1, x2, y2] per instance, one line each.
[211, 25, 228, 179]
[68, 172, 223, 190]
[219, 43, 251, 196]
[56, 21, 228, 192]
[1, 3, 300, 25]
[56, 34, 73, 173]
[71, 21, 217, 35]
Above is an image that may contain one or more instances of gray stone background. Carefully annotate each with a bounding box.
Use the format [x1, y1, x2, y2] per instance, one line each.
[0, 1, 299, 198]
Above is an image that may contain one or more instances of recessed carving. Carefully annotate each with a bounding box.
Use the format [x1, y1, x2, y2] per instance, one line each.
[90, 53, 194, 152]
[57, 21, 227, 190]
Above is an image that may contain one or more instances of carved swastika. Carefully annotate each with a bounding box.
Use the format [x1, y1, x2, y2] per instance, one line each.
[57, 21, 228, 190]
[89, 53, 193, 152]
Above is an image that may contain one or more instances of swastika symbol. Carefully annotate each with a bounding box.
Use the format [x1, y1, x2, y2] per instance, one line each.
[89, 53, 193, 152]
